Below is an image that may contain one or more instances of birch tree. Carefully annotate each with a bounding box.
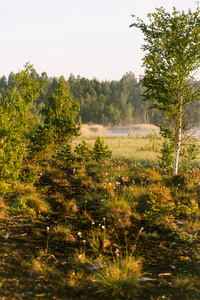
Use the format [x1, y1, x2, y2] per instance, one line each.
[130, 6, 200, 174]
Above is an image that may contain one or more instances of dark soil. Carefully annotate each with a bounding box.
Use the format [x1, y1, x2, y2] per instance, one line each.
[0, 213, 200, 300]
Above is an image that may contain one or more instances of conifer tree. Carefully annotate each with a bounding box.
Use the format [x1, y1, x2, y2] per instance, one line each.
[0, 63, 42, 183]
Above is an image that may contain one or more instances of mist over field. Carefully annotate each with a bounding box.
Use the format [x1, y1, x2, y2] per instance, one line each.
[80, 124, 160, 136]
[80, 124, 200, 138]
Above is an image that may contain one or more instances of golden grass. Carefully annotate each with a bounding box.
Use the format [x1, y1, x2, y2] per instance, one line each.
[73, 135, 160, 165]
[80, 124, 107, 135]
[74, 126, 200, 167]
[94, 255, 143, 298]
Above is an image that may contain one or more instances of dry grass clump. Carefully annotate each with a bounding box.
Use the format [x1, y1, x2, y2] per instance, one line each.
[80, 124, 107, 136]
[65, 269, 95, 291]
[129, 168, 162, 186]
[94, 255, 143, 299]
[28, 254, 60, 279]
[13, 183, 37, 196]
[51, 224, 76, 243]
[11, 183, 51, 215]
[102, 192, 134, 228]
[0, 196, 8, 220]
[12, 193, 51, 215]
[30, 258, 59, 278]
[172, 273, 198, 293]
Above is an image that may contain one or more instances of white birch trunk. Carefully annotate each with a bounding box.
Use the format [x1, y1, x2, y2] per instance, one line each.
[173, 123, 181, 175]
[173, 98, 182, 175]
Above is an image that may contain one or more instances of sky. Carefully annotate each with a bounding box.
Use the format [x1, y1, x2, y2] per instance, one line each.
[0, 0, 199, 81]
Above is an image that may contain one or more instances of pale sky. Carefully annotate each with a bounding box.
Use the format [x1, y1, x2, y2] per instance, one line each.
[0, 0, 199, 81]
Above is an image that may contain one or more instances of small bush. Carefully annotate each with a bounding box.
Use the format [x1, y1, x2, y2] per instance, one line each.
[159, 141, 174, 167]
[52, 144, 73, 162]
[75, 141, 91, 160]
[92, 136, 112, 161]
[142, 185, 175, 220]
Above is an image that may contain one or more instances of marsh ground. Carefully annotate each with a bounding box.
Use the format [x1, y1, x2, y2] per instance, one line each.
[1, 126, 200, 299]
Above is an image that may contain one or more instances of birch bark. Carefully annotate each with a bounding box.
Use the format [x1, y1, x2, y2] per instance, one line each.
[173, 98, 182, 175]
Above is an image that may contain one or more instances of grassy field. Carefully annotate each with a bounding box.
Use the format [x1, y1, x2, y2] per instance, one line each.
[0, 126, 200, 299]
[74, 124, 200, 168]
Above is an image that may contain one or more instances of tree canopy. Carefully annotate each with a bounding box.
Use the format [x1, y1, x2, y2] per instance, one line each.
[130, 5, 200, 174]
[41, 77, 80, 144]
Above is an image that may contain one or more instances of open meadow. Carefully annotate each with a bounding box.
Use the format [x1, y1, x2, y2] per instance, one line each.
[75, 124, 200, 168]
[0, 125, 200, 299]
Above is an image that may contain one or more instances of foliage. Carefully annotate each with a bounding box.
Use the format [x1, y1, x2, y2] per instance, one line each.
[174, 231, 197, 244]
[92, 136, 112, 161]
[0, 70, 157, 126]
[19, 165, 39, 183]
[75, 141, 91, 160]
[41, 77, 80, 145]
[28, 123, 55, 157]
[180, 144, 199, 165]
[130, 5, 200, 174]
[52, 144, 73, 162]
[1, 132, 200, 299]
[159, 141, 174, 167]
[0, 63, 42, 182]
[143, 185, 175, 220]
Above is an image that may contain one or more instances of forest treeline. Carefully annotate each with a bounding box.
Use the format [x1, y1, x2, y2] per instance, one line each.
[0, 69, 199, 127]
[0, 70, 160, 126]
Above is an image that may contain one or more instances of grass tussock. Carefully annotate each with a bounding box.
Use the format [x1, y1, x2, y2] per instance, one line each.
[51, 224, 76, 243]
[94, 255, 143, 299]
[28, 256, 60, 279]
[12, 193, 51, 215]
[172, 273, 198, 293]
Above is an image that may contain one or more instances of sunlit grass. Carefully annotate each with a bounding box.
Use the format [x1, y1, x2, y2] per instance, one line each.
[12, 193, 51, 215]
[172, 273, 198, 292]
[94, 254, 143, 299]
[73, 130, 200, 168]
[28, 255, 60, 279]
[74, 135, 160, 166]
[51, 224, 76, 243]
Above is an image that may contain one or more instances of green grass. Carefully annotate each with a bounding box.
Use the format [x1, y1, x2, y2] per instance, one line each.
[73, 135, 159, 165]
[73, 134, 200, 168]
[94, 255, 143, 299]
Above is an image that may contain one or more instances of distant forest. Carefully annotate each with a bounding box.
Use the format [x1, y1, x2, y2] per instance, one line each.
[0, 69, 199, 127]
